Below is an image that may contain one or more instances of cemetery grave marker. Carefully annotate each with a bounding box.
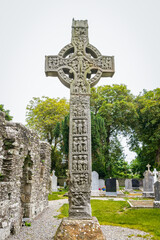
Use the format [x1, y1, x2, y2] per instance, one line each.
[143, 164, 154, 198]
[154, 172, 160, 208]
[105, 178, 117, 196]
[45, 19, 114, 239]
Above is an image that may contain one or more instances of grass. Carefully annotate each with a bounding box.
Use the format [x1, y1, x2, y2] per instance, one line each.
[48, 191, 68, 200]
[57, 200, 160, 239]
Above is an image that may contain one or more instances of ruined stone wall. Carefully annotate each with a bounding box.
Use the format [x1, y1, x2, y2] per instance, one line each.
[0, 111, 51, 240]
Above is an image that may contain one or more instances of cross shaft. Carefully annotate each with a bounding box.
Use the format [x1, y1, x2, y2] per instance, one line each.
[45, 19, 115, 219]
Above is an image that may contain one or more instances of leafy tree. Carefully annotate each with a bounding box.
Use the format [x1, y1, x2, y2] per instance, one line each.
[91, 84, 136, 177]
[61, 114, 69, 161]
[51, 147, 67, 177]
[91, 113, 106, 178]
[0, 104, 13, 121]
[26, 97, 69, 145]
[26, 97, 69, 175]
[130, 88, 160, 173]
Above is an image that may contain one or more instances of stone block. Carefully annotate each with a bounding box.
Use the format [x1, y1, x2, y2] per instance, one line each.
[92, 171, 99, 190]
[54, 217, 106, 240]
[154, 201, 160, 208]
[125, 179, 132, 190]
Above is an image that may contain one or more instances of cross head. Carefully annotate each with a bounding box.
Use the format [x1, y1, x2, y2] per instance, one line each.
[146, 164, 151, 171]
[45, 19, 114, 93]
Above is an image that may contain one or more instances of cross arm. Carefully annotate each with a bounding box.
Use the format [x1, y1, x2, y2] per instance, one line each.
[92, 55, 115, 77]
[45, 55, 62, 77]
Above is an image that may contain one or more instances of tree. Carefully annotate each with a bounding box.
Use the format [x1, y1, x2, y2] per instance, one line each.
[130, 88, 160, 174]
[91, 113, 108, 178]
[61, 114, 69, 161]
[26, 97, 69, 145]
[91, 84, 136, 177]
[0, 104, 13, 121]
[26, 97, 69, 175]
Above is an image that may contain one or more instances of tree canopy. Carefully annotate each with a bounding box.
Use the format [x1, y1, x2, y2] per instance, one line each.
[26, 97, 69, 145]
[90, 84, 135, 177]
[129, 88, 160, 176]
[0, 104, 13, 121]
[25, 86, 160, 178]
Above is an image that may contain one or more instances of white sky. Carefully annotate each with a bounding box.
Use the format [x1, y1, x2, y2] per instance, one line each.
[1, 0, 160, 162]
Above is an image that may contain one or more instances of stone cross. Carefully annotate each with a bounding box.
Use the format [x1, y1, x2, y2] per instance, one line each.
[146, 164, 151, 171]
[45, 19, 114, 219]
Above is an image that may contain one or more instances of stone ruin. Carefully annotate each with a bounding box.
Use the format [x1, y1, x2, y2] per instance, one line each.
[0, 111, 51, 240]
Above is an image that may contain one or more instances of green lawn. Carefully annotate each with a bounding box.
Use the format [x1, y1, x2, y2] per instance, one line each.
[48, 191, 68, 200]
[57, 200, 160, 240]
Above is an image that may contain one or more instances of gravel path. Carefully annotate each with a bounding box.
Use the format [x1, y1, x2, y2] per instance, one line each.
[7, 199, 152, 240]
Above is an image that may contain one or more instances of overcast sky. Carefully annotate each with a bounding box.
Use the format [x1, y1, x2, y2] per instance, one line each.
[1, 0, 160, 162]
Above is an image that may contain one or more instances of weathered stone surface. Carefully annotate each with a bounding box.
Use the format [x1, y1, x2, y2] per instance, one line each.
[0, 111, 51, 239]
[154, 174, 160, 208]
[54, 217, 106, 240]
[91, 171, 99, 196]
[125, 179, 132, 190]
[153, 168, 158, 183]
[99, 179, 105, 189]
[116, 179, 120, 193]
[51, 170, 58, 192]
[143, 164, 154, 198]
[45, 19, 114, 221]
[92, 171, 99, 190]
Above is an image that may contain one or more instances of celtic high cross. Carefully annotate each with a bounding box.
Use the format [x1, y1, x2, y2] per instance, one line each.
[45, 19, 114, 219]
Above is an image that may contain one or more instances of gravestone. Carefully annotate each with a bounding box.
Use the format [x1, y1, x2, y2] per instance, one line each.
[132, 179, 140, 190]
[153, 168, 158, 183]
[45, 19, 114, 239]
[116, 179, 120, 193]
[92, 171, 99, 190]
[99, 179, 105, 189]
[154, 172, 160, 208]
[142, 164, 154, 197]
[125, 179, 132, 191]
[51, 170, 58, 192]
[105, 178, 117, 196]
[91, 171, 99, 196]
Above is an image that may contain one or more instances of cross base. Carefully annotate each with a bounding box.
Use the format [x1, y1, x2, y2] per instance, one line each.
[54, 217, 106, 240]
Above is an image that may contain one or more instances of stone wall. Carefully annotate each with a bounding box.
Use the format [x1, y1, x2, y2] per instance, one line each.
[0, 111, 51, 240]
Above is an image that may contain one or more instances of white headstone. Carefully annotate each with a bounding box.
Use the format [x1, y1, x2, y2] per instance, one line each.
[51, 170, 58, 192]
[92, 171, 99, 190]
[116, 180, 120, 193]
[142, 165, 154, 197]
[153, 168, 158, 183]
[125, 179, 132, 190]
[91, 171, 99, 196]
[99, 179, 105, 189]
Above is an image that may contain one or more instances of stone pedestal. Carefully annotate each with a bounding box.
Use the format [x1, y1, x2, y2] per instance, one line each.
[54, 217, 106, 240]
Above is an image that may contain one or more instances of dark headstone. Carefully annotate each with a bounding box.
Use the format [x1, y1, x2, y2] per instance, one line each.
[132, 179, 139, 189]
[154, 181, 160, 201]
[105, 178, 116, 192]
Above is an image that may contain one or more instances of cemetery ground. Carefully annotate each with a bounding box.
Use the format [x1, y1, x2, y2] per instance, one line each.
[7, 189, 160, 240]
[50, 190, 159, 240]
